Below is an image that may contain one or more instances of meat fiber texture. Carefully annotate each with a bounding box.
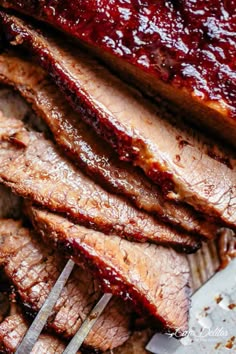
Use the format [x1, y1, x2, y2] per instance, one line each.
[28, 205, 191, 334]
[0, 84, 223, 353]
[0, 314, 68, 354]
[0, 115, 201, 253]
[0, 1, 235, 146]
[0, 51, 219, 239]
[0, 12, 235, 230]
[0, 219, 130, 351]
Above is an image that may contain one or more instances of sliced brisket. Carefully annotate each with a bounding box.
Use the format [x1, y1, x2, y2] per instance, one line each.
[0, 12, 235, 228]
[0, 219, 130, 351]
[28, 205, 191, 333]
[0, 52, 218, 239]
[0, 314, 67, 354]
[0, 1, 235, 146]
[0, 116, 200, 253]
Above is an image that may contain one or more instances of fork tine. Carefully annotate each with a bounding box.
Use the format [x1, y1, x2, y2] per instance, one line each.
[63, 293, 113, 354]
[16, 259, 75, 354]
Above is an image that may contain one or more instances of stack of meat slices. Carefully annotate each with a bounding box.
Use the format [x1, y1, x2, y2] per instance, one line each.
[0, 5, 235, 353]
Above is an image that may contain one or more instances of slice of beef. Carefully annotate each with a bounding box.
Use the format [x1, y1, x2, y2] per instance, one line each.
[28, 205, 191, 333]
[0, 314, 67, 354]
[0, 219, 130, 351]
[0, 116, 200, 253]
[0, 52, 218, 239]
[0, 12, 235, 229]
[0, 1, 235, 147]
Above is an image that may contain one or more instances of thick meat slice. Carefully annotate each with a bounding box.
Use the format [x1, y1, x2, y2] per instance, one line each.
[0, 52, 218, 239]
[0, 219, 130, 351]
[0, 1, 235, 147]
[28, 205, 191, 333]
[0, 314, 67, 354]
[0, 116, 200, 253]
[0, 12, 235, 229]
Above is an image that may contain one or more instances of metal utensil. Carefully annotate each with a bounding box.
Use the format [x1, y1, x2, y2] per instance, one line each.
[15, 258, 113, 354]
[16, 259, 75, 354]
[146, 258, 236, 353]
[63, 293, 113, 354]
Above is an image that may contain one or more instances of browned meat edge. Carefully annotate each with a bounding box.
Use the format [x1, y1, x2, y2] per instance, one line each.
[0, 314, 67, 354]
[0, 115, 201, 253]
[0, 52, 219, 239]
[1, 0, 236, 147]
[0, 219, 130, 351]
[27, 205, 191, 334]
[1, 0, 235, 148]
[0, 12, 235, 228]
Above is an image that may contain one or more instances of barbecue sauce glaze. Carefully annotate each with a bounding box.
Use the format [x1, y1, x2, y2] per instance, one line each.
[2, 0, 235, 118]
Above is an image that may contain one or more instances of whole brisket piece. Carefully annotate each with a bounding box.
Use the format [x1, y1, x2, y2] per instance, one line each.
[0, 116, 200, 253]
[0, 314, 68, 354]
[0, 1, 235, 147]
[0, 219, 130, 351]
[28, 205, 191, 334]
[0, 52, 218, 239]
[0, 13, 235, 229]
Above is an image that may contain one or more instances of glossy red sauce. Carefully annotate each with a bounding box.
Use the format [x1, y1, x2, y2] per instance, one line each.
[4, 0, 236, 117]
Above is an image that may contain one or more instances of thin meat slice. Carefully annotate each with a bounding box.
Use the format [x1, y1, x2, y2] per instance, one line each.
[0, 116, 200, 253]
[0, 12, 235, 228]
[0, 219, 130, 351]
[0, 314, 68, 354]
[0, 52, 218, 239]
[28, 205, 191, 333]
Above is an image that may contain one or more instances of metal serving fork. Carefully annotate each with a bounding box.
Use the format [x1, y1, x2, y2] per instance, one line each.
[15, 259, 112, 354]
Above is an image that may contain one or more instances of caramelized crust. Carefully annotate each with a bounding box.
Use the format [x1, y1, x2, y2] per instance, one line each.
[0, 1, 235, 145]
